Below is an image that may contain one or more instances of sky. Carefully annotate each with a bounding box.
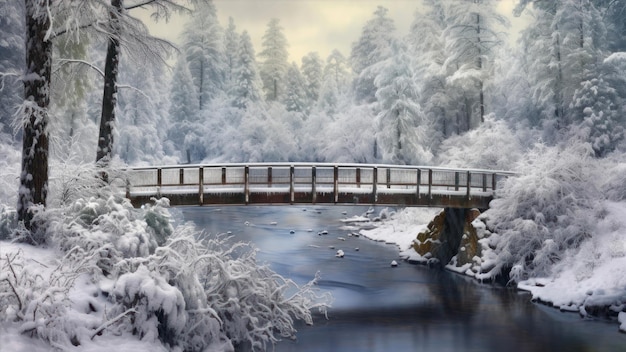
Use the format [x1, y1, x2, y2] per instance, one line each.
[140, 0, 527, 66]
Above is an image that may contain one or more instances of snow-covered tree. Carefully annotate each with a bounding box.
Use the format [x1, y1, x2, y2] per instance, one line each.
[259, 18, 289, 101]
[231, 30, 263, 109]
[323, 49, 350, 89]
[115, 60, 171, 165]
[408, 1, 449, 139]
[301, 52, 323, 110]
[181, 1, 226, 110]
[317, 49, 351, 115]
[350, 6, 397, 103]
[283, 62, 307, 113]
[17, 0, 54, 231]
[0, 0, 24, 136]
[516, 0, 607, 139]
[223, 16, 240, 91]
[374, 42, 433, 164]
[169, 55, 200, 126]
[443, 0, 508, 130]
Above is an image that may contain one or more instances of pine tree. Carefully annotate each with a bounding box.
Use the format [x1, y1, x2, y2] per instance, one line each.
[283, 62, 307, 113]
[375, 42, 432, 164]
[443, 0, 508, 130]
[223, 17, 240, 91]
[350, 6, 396, 103]
[0, 0, 25, 136]
[259, 18, 289, 101]
[301, 52, 323, 110]
[231, 30, 263, 109]
[181, 1, 226, 110]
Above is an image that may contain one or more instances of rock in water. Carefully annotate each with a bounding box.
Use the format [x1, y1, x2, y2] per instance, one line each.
[336, 250, 345, 258]
[390, 260, 398, 267]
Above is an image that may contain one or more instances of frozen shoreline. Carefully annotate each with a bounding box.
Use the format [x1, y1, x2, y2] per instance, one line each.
[354, 206, 626, 333]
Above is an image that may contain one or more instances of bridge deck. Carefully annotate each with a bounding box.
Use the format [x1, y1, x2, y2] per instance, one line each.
[123, 163, 513, 209]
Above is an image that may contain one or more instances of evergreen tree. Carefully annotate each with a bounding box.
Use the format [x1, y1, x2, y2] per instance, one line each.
[374, 42, 432, 164]
[169, 55, 200, 125]
[259, 18, 289, 101]
[443, 0, 508, 130]
[283, 62, 307, 113]
[408, 1, 449, 139]
[231, 30, 263, 109]
[350, 6, 396, 103]
[223, 17, 240, 91]
[0, 0, 25, 137]
[301, 52, 323, 110]
[181, 1, 226, 110]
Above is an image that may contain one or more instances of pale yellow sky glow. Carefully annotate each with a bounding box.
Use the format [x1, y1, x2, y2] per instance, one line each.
[141, 0, 525, 66]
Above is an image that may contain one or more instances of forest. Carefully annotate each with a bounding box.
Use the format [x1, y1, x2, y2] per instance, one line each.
[2, 0, 626, 350]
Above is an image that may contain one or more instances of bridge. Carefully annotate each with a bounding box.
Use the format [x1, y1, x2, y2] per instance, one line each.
[123, 163, 513, 209]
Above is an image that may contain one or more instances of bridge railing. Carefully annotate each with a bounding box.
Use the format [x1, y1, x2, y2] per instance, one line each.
[122, 163, 514, 207]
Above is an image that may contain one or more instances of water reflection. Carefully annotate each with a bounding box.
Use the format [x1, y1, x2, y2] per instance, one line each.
[179, 206, 625, 352]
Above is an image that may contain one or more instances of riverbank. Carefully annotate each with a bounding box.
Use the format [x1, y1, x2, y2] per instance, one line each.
[355, 206, 626, 334]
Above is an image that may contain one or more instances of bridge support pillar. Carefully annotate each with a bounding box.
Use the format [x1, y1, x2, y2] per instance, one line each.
[412, 208, 482, 267]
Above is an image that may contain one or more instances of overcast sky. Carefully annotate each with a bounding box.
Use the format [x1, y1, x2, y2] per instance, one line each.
[140, 0, 525, 66]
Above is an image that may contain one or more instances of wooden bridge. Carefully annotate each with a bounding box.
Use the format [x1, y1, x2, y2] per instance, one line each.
[123, 163, 514, 209]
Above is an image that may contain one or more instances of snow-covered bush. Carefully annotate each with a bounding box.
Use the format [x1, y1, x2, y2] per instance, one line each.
[57, 196, 159, 267]
[482, 142, 601, 282]
[0, 246, 99, 347]
[436, 116, 524, 170]
[1, 195, 331, 351]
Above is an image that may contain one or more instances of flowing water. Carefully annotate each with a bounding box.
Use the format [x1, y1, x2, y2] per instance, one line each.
[178, 205, 625, 352]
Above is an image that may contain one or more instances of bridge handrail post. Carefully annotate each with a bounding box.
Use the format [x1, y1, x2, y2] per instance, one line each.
[386, 168, 391, 189]
[466, 171, 471, 199]
[157, 168, 162, 197]
[221, 167, 226, 185]
[244, 165, 249, 204]
[268, 166, 272, 187]
[492, 173, 497, 193]
[125, 175, 131, 200]
[308, 166, 315, 204]
[482, 173, 487, 192]
[356, 167, 361, 188]
[417, 169, 421, 199]
[454, 171, 459, 191]
[199, 167, 204, 205]
[428, 169, 432, 199]
[372, 166, 378, 204]
[179, 168, 184, 185]
[290, 165, 295, 204]
[333, 165, 339, 203]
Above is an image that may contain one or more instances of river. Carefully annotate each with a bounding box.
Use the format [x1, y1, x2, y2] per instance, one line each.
[177, 205, 625, 352]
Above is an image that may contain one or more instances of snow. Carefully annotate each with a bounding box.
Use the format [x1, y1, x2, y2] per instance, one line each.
[357, 207, 441, 261]
[517, 201, 626, 316]
[358, 195, 626, 332]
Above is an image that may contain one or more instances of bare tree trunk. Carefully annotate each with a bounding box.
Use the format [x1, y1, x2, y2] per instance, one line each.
[18, 0, 53, 229]
[96, 0, 122, 166]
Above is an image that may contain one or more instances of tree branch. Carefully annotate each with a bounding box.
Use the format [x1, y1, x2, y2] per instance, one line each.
[56, 59, 105, 78]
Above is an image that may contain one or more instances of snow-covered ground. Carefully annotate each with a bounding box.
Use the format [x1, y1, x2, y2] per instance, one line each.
[357, 204, 626, 333]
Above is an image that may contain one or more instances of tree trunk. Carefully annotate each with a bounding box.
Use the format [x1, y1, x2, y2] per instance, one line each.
[18, 0, 53, 229]
[476, 12, 485, 124]
[96, 0, 123, 166]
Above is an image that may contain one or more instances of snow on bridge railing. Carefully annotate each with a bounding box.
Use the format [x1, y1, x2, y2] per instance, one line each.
[121, 163, 516, 208]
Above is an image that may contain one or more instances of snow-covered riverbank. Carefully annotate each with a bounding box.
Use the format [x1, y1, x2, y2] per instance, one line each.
[356, 205, 626, 333]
